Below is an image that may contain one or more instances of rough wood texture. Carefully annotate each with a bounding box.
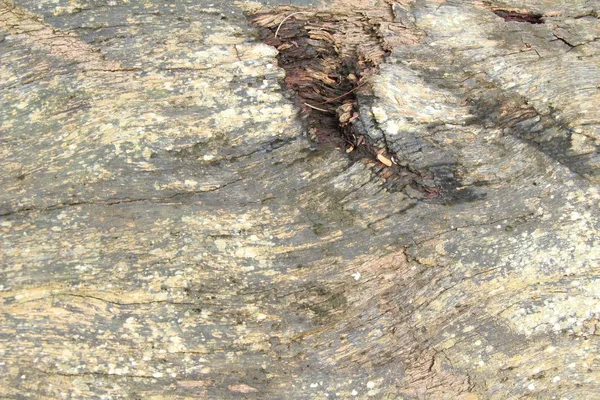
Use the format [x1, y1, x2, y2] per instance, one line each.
[1, 0, 599, 398]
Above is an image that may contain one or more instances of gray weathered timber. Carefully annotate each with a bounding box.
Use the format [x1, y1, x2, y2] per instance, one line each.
[1, 0, 599, 398]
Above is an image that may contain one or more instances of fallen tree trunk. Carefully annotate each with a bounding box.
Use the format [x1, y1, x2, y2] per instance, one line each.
[1, 0, 599, 398]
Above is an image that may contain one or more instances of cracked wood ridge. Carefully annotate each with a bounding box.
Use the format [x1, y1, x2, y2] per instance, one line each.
[1, 0, 600, 399]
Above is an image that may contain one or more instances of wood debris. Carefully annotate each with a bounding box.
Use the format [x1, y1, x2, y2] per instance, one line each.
[377, 153, 393, 167]
[250, 6, 439, 197]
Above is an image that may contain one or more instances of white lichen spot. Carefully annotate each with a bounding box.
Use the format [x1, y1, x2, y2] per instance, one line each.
[235, 247, 258, 258]
[366, 381, 375, 389]
[527, 384, 535, 391]
[214, 239, 228, 251]
[371, 106, 388, 122]
[256, 313, 267, 321]
[142, 147, 153, 160]
[352, 389, 358, 396]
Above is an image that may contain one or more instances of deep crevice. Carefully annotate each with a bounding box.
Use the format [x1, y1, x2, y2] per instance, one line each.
[492, 9, 544, 24]
[250, 9, 383, 153]
[249, 6, 442, 199]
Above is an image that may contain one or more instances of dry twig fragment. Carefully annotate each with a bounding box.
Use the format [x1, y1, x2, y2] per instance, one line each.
[377, 154, 393, 167]
[274, 11, 312, 38]
[304, 102, 330, 112]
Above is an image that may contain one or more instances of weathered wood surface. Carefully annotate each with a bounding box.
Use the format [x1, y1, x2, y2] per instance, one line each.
[1, 0, 599, 398]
